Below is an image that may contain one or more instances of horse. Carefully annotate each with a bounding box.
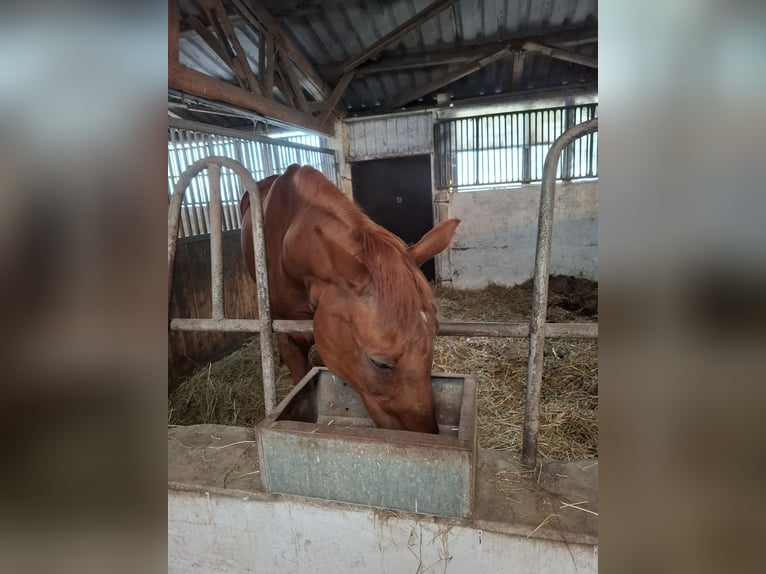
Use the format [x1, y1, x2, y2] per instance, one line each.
[240, 165, 459, 433]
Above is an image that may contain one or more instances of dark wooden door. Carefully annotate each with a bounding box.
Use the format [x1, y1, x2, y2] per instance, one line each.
[351, 155, 435, 281]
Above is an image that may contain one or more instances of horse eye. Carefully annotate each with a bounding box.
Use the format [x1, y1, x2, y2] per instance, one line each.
[368, 356, 394, 371]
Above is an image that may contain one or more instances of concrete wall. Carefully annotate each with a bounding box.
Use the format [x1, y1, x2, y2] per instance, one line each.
[447, 181, 598, 288]
[340, 110, 598, 287]
[346, 112, 433, 161]
[168, 485, 597, 574]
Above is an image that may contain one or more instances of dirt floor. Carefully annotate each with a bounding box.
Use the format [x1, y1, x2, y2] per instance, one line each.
[168, 276, 598, 460]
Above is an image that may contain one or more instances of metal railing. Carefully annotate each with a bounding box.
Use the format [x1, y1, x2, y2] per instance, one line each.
[434, 103, 598, 190]
[168, 118, 338, 238]
[521, 118, 599, 467]
[168, 156, 278, 412]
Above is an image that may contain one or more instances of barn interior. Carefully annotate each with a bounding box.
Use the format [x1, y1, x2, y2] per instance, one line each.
[168, 1, 598, 571]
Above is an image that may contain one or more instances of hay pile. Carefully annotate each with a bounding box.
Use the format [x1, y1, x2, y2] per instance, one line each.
[168, 276, 597, 460]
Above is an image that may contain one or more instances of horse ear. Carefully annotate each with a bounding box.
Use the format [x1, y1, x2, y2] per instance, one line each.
[313, 226, 370, 292]
[408, 218, 460, 266]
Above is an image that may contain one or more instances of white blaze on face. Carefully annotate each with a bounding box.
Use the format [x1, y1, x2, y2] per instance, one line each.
[420, 311, 428, 323]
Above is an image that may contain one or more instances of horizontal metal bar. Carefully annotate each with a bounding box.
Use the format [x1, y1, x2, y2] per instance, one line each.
[170, 318, 597, 338]
[168, 118, 336, 155]
[522, 118, 599, 468]
[439, 322, 597, 338]
[170, 318, 314, 333]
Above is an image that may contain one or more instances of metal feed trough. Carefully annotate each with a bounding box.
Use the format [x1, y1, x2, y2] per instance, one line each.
[257, 367, 477, 519]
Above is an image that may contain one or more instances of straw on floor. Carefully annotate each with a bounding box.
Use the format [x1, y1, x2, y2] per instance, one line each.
[168, 276, 598, 460]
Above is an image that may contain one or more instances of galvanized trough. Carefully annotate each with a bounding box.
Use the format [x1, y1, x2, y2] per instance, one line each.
[257, 367, 477, 519]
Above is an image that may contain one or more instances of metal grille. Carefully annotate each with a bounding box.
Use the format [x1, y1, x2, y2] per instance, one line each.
[168, 119, 339, 238]
[434, 104, 598, 190]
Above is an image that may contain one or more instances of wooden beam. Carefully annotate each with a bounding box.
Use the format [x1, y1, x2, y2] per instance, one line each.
[273, 65, 296, 108]
[320, 27, 597, 78]
[522, 41, 598, 69]
[184, 14, 249, 89]
[547, 29, 598, 47]
[169, 0, 179, 64]
[169, 63, 333, 135]
[269, 0, 341, 18]
[192, 0, 251, 89]
[278, 51, 309, 112]
[306, 101, 326, 113]
[386, 48, 512, 110]
[373, 82, 598, 116]
[320, 70, 356, 128]
[230, 0, 331, 101]
[340, 0, 459, 75]
[258, 29, 267, 95]
[511, 50, 526, 90]
[210, 0, 261, 94]
[355, 43, 511, 76]
[264, 33, 275, 98]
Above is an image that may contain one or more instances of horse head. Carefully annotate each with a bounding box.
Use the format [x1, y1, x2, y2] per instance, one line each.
[297, 218, 460, 434]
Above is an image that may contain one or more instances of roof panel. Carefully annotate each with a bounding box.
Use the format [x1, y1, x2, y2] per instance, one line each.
[176, 0, 597, 125]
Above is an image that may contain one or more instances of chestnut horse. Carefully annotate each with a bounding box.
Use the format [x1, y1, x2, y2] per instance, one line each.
[240, 165, 459, 433]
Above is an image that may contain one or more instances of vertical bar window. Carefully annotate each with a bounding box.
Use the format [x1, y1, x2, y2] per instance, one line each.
[433, 103, 598, 191]
[167, 124, 339, 237]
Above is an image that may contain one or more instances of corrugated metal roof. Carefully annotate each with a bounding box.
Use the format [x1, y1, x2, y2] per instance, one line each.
[175, 0, 597, 124]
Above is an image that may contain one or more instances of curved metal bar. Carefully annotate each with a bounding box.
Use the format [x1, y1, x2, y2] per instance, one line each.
[168, 156, 278, 413]
[521, 118, 598, 468]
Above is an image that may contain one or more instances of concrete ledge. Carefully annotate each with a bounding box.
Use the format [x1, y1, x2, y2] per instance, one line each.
[169, 424, 598, 573]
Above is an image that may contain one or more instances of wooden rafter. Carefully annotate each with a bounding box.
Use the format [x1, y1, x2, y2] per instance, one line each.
[269, 0, 341, 18]
[339, 0, 459, 75]
[258, 29, 267, 94]
[169, 0, 180, 64]
[230, 0, 331, 102]
[171, 0, 597, 129]
[352, 43, 508, 76]
[169, 63, 332, 135]
[273, 61, 296, 108]
[321, 28, 598, 78]
[184, 14, 248, 89]
[172, 0, 338, 132]
[278, 51, 309, 112]
[512, 51, 526, 90]
[386, 47, 512, 111]
[263, 32, 275, 98]
[320, 70, 356, 128]
[522, 41, 598, 69]
[182, 0, 254, 92]
[208, 0, 261, 94]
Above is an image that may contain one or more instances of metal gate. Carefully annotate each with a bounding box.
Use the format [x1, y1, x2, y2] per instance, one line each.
[167, 119, 598, 468]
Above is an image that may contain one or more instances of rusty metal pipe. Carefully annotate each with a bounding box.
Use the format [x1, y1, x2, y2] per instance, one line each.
[246, 179, 277, 413]
[170, 318, 597, 339]
[521, 118, 598, 468]
[208, 165, 224, 320]
[439, 321, 597, 338]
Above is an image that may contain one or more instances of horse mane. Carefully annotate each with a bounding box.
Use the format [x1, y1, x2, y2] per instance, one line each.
[290, 165, 436, 325]
[355, 226, 437, 326]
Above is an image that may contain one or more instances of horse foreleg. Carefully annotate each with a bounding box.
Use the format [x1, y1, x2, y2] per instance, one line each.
[277, 333, 312, 385]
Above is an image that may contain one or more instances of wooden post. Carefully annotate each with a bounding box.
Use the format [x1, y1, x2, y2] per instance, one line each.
[169, 0, 180, 65]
